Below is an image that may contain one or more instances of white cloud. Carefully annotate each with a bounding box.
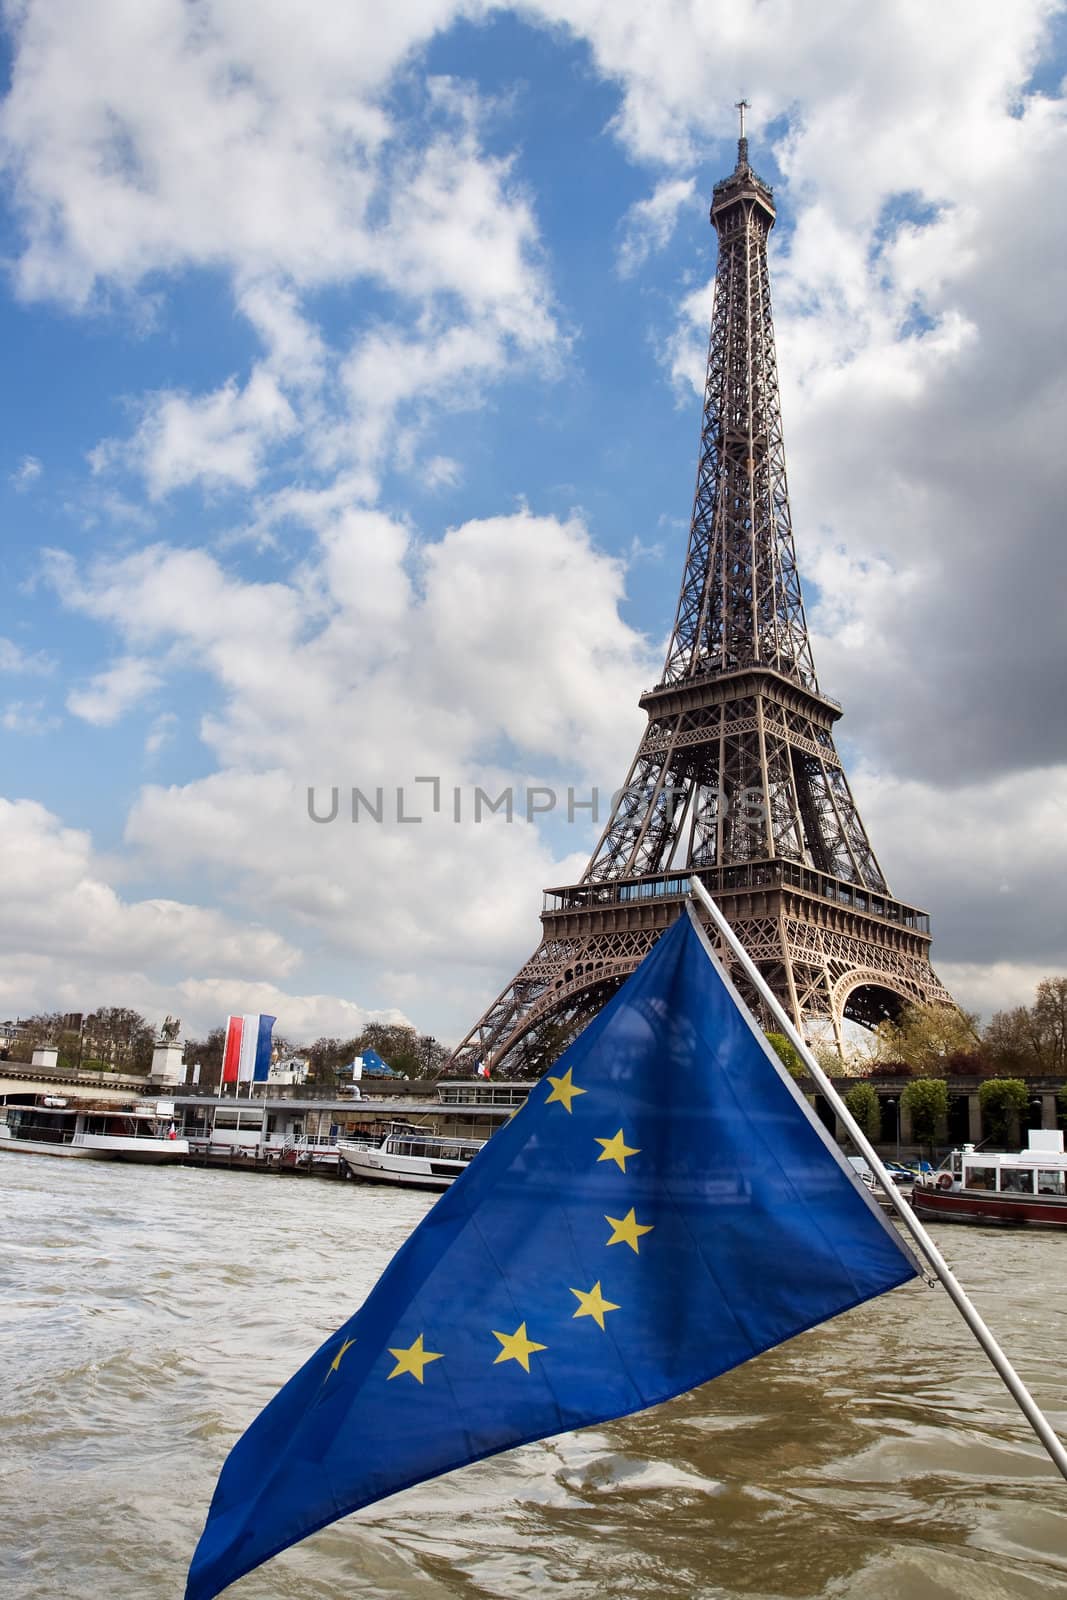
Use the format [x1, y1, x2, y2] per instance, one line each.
[938, 961, 1059, 1019]
[10, 454, 41, 490]
[91, 368, 297, 499]
[0, 1, 444, 302]
[145, 711, 178, 757]
[424, 455, 462, 490]
[0, 796, 409, 1037]
[618, 176, 696, 276]
[0, 795, 295, 977]
[171, 979, 410, 1046]
[532, 0, 1057, 177]
[1, 699, 59, 734]
[0, 636, 53, 675]
[42, 506, 655, 1035]
[236, 279, 327, 392]
[66, 655, 163, 725]
[339, 320, 507, 477]
[1, 5, 559, 500]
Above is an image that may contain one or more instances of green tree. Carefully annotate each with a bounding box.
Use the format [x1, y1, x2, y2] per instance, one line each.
[9, 1012, 65, 1061]
[55, 1026, 85, 1071]
[765, 1032, 806, 1081]
[302, 1025, 438, 1085]
[304, 1036, 346, 1081]
[901, 1077, 948, 1150]
[843, 1080, 882, 1142]
[812, 1039, 856, 1076]
[82, 1007, 154, 1074]
[416, 1035, 449, 1076]
[356, 1023, 423, 1077]
[978, 1078, 1029, 1147]
[876, 1003, 979, 1074]
[184, 1026, 225, 1087]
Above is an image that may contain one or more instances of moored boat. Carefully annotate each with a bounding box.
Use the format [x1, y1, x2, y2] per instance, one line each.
[0, 1095, 189, 1163]
[913, 1130, 1067, 1228]
[337, 1123, 486, 1190]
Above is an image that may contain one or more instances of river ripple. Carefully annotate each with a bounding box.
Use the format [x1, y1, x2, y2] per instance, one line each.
[2, 1158, 1066, 1599]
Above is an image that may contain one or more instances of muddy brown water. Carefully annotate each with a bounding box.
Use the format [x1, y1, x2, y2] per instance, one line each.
[3, 1158, 1065, 1599]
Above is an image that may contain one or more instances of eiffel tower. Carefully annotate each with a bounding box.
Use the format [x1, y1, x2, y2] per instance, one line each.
[450, 111, 953, 1075]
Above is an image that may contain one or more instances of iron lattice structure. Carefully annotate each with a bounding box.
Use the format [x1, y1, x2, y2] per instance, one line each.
[449, 132, 953, 1077]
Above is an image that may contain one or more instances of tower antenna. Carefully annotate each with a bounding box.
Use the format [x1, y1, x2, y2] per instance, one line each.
[735, 98, 750, 164]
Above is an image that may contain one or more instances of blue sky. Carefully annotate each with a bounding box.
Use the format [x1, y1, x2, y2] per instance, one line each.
[2, 0, 1065, 1047]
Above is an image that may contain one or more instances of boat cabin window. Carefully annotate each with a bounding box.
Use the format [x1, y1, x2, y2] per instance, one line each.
[213, 1108, 265, 1130]
[965, 1165, 998, 1190]
[1037, 1169, 1066, 1196]
[998, 1168, 1035, 1194]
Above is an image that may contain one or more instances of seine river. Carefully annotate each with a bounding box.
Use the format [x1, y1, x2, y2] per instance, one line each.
[3, 1158, 1066, 1600]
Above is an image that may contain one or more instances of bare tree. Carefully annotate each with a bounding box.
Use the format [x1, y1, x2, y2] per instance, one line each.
[985, 978, 1067, 1075]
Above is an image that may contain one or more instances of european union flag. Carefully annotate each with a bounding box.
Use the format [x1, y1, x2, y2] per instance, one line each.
[187, 905, 918, 1600]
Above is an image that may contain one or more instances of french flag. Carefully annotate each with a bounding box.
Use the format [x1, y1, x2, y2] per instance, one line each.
[221, 1014, 277, 1084]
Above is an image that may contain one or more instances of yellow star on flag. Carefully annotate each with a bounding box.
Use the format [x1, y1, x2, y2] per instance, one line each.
[595, 1129, 640, 1172]
[545, 1066, 585, 1113]
[387, 1333, 444, 1384]
[570, 1281, 620, 1330]
[492, 1322, 547, 1372]
[328, 1337, 356, 1375]
[605, 1208, 654, 1254]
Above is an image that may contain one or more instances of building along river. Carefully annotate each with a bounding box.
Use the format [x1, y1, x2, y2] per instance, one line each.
[3, 1157, 1067, 1599]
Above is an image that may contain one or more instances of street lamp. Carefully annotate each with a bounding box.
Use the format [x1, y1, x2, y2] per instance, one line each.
[884, 1097, 900, 1160]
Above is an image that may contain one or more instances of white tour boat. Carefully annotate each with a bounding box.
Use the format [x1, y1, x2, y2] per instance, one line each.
[0, 1096, 189, 1163]
[337, 1123, 487, 1190]
[913, 1130, 1067, 1228]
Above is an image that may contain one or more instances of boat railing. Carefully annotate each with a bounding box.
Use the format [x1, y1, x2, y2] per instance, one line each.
[385, 1133, 485, 1158]
[387, 1126, 483, 1147]
[8, 1119, 80, 1145]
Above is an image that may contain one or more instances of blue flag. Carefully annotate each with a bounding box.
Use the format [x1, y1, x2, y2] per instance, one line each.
[187, 905, 918, 1600]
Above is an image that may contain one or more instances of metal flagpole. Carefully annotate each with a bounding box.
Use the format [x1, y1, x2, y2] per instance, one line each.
[688, 875, 1067, 1484]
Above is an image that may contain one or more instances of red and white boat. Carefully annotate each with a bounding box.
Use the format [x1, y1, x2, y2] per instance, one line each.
[913, 1130, 1067, 1229]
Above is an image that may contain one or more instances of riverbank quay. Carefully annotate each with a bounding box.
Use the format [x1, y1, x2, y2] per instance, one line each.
[3, 1060, 1065, 1180]
[0, 1059, 153, 1104]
